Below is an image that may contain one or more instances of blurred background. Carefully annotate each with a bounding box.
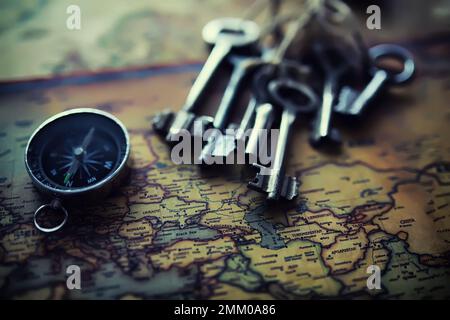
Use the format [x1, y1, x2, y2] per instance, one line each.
[0, 0, 449, 81]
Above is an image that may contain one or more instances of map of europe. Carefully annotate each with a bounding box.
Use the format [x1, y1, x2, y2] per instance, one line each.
[0, 41, 449, 299]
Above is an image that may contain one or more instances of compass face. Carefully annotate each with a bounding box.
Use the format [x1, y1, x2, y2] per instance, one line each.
[25, 109, 129, 195]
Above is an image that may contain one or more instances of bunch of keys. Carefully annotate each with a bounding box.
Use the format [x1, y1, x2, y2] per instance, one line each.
[152, 0, 416, 202]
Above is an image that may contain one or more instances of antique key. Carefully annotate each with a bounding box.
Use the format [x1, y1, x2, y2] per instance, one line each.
[197, 55, 264, 164]
[201, 60, 310, 165]
[200, 60, 278, 164]
[152, 18, 260, 142]
[249, 78, 318, 200]
[246, 60, 312, 163]
[199, 7, 317, 164]
[334, 44, 415, 116]
[199, 97, 258, 164]
[309, 43, 349, 148]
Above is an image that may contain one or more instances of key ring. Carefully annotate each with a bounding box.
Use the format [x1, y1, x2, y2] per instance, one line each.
[252, 61, 311, 103]
[34, 198, 68, 233]
[268, 78, 318, 113]
[369, 44, 415, 84]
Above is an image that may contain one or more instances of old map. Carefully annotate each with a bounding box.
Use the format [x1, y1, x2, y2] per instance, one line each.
[1, 33, 450, 298]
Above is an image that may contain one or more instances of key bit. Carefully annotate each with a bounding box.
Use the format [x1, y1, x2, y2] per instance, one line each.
[191, 115, 214, 139]
[198, 130, 230, 164]
[165, 110, 197, 143]
[203, 132, 237, 164]
[247, 164, 299, 201]
[153, 109, 213, 147]
[206, 123, 239, 160]
[152, 110, 175, 135]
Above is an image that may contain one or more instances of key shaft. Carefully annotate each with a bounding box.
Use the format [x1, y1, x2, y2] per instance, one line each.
[347, 69, 388, 115]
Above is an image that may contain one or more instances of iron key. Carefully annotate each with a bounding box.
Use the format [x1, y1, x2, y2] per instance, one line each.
[249, 78, 318, 200]
[152, 18, 260, 142]
[335, 44, 415, 116]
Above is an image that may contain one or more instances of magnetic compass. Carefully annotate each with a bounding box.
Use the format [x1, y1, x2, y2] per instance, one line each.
[25, 108, 130, 232]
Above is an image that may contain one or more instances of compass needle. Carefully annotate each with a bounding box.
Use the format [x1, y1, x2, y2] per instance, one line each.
[81, 127, 95, 150]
